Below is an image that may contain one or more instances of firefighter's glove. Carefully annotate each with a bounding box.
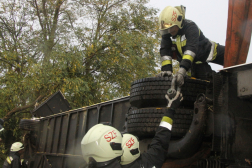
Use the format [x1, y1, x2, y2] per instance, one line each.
[165, 90, 183, 110]
[21, 159, 29, 168]
[175, 67, 186, 87]
[156, 71, 172, 77]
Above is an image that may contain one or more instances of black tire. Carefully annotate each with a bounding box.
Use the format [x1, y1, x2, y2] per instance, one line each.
[19, 119, 40, 131]
[130, 77, 208, 108]
[127, 107, 193, 138]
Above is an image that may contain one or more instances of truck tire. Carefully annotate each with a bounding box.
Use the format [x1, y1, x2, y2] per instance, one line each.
[127, 107, 193, 138]
[135, 94, 208, 159]
[130, 77, 208, 108]
[19, 119, 40, 131]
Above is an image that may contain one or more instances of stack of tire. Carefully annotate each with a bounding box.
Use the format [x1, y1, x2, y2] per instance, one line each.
[127, 76, 208, 139]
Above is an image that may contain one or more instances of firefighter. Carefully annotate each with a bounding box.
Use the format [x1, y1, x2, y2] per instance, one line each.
[81, 123, 123, 168]
[81, 90, 182, 168]
[158, 5, 225, 86]
[3, 142, 25, 168]
[120, 90, 183, 168]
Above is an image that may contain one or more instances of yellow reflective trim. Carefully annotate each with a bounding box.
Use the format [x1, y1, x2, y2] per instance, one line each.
[161, 116, 173, 125]
[182, 54, 194, 62]
[181, 40, 187, 47]
[176, 36, 183, 56]
[162, 60, 172, 66]
[6, 157, 11, 164]
[187, 69, 192, 77]
[172, 41, 176, 44]
[195, 61, 203, 64]
[212, 43, 218, 61]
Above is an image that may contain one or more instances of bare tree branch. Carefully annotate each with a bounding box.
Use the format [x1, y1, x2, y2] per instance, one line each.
[3, 95, 45, 122]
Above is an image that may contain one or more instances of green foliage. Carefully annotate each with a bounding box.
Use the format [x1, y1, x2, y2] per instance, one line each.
[0, 0, 161, 156]
[66, 0, 160, 103]
[2, 115, 24, 150]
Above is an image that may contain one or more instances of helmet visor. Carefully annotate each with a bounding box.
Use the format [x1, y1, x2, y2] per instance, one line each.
[159, 21, 173, 30]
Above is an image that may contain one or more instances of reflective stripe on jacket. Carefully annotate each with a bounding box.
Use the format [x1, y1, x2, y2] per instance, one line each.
[3, 156, 12, 168]
[3, 152, 22, 168]
[160, 19, 217, 71]
[122, 109, 175, 168]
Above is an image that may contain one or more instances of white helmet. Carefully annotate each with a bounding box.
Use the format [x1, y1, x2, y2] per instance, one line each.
[120, 134, 140, 165]
[159, 5, 186, 35]
[81, 124, 123, 167]
[10, 142, 24, 152]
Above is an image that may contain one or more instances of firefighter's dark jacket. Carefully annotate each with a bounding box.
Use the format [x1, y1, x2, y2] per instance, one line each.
[91, 158, 121, 168]
[3, 152, 22, 168]
[160, 19, 215, 72]
[122, 109, 175, 168]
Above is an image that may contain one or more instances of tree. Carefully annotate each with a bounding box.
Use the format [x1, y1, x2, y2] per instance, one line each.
[0, 0, 40, 119]
[0, 0, 160, 146]
[65, 0, 160, 105]
[29, 0, 65, 64]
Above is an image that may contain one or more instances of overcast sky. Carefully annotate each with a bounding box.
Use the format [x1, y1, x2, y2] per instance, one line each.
[147, 0, 252, 71]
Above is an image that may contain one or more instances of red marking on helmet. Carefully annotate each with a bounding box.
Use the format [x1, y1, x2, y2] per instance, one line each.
[104, 130, 117, 142]
[126, 137, 135, 148]
[171, 11, 177, 22]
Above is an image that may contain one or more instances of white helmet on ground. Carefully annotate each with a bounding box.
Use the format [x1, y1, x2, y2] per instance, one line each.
[10, 142, 24, 152]
[159, 5, 186, 35]
[120, 133, 140, 165]
[81, 123, 123, 167]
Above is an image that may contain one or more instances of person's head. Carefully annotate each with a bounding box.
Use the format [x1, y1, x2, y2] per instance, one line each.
[120, 133, 140, 165]
[159, 5, 186, 36]
[10, 142, 24, 154]
[81, 123, 123, 168]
